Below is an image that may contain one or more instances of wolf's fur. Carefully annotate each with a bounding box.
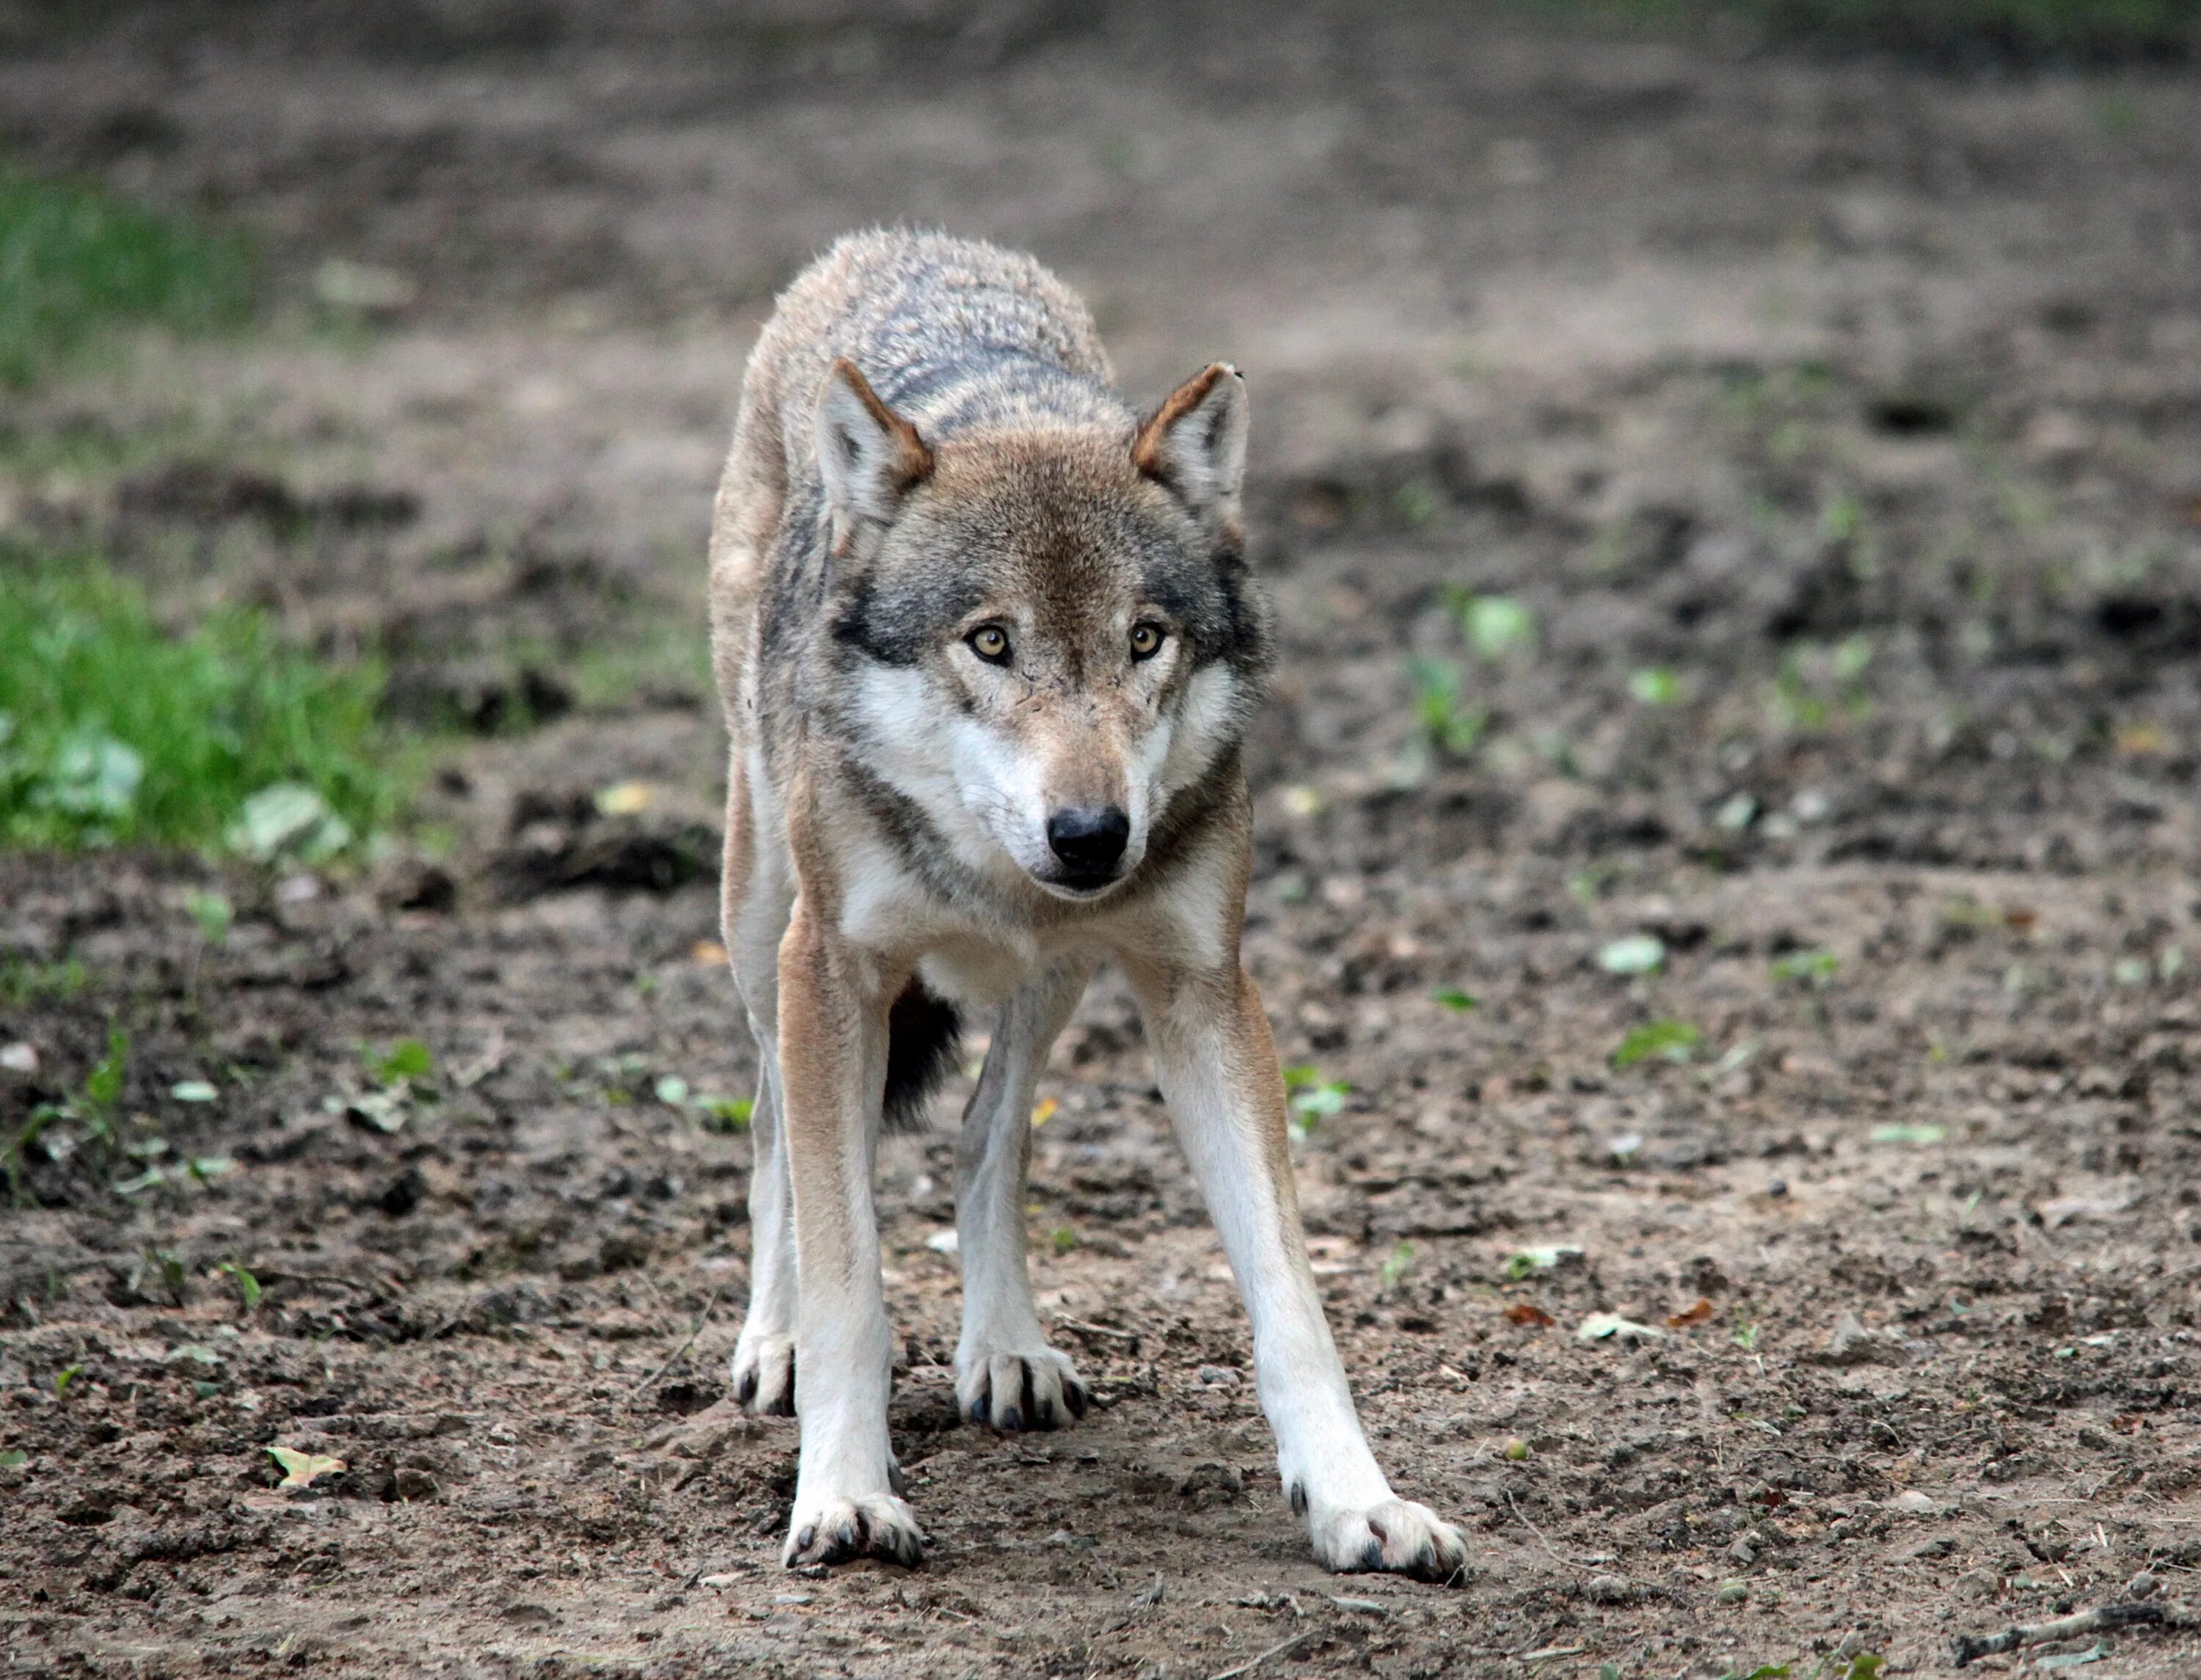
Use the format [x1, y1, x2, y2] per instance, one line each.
[708, 230, 1467, 1580]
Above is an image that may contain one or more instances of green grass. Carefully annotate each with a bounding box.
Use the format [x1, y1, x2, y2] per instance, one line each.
[1752, 0, 2201, 59]
[1519, 0, 2201, 59]
[0, 167, 252, 387]
[0, 550, 398, 853]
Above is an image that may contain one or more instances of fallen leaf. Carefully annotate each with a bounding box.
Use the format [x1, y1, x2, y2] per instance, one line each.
[1505, 1301, 1556, 1327]
[692, 940, 729, 965]
[1576, 1312, 1668, 1344]
[2037, 1195, 2134, 1229]
[2114, 722, 2168, 757]
[343, 1089, 408, 1134]
[1030, 1097, 1058, 1127]
[0, 1042, 37, 1073]
[1596, 935, 1666, 976]
[1870, 1122, 1946, 1145]
[594, 781, 652, 816]
[1667, 1297, 1714, 1328]
[267, 1445, 346, 1489]
[1504, 1244, 1582, 1279]
[170, 1079, 218, 1103]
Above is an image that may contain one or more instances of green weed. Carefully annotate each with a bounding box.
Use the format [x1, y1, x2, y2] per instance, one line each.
[1406, 659, 1488, 757]
[0, 552, 396, 853]
[1769, 949, 1839, 987]
[0, 954, 87, 1004]
[1613, 1018, 1700, 1068]
[0, 168, 252, 387]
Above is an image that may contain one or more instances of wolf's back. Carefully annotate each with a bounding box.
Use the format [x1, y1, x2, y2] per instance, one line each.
[760, 230, 1127, 458]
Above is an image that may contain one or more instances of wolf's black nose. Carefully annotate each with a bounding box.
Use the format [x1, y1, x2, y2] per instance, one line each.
[1046, 806, 1130, 879]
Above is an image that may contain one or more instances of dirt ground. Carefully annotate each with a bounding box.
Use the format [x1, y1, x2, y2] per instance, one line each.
[7, 4, 2201, 1675]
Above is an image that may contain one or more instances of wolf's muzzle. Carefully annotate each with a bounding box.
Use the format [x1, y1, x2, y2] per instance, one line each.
[1044, 805, 1130, 888]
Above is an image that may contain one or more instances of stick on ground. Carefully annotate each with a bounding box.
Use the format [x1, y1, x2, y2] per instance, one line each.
[1952, 1601, 2169, 1666]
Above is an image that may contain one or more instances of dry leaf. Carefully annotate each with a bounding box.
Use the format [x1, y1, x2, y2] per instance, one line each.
[1504, 1301, 1556, 1327]
[1575, 1312, 1668, 1343]
[268, 1445, 346, 1489]
[1667, 1297, 1714, 1328]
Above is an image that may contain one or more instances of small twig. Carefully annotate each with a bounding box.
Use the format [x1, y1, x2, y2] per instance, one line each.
[1210, 1630, 1316, 1680]
[1052, 1315, 1140, 1343]
[1504, 1491, 1612, 1580]
[630, 1277, 729, 1400]
[1953, 1600, 2170, 1665]
[1518, 1648, 1587, 1665]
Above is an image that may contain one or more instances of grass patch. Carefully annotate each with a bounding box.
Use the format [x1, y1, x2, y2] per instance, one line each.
[0, 549, 398, 853]
[1516, 0, 2201, 61]
[0, 167, 253, 388]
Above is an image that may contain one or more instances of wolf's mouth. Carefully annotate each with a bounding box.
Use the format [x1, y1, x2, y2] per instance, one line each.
[1030, 864, 1128, 899]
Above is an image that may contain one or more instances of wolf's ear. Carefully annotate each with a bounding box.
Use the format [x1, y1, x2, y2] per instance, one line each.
[1133, 362, 1247, 536]
[816, 357, 933, 546]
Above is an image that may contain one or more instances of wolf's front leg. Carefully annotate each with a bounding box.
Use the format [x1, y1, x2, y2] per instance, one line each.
[955, 959, 1095, 1431]
[775, 907, 922, 1567]
[1128, 959, 1467, 1583]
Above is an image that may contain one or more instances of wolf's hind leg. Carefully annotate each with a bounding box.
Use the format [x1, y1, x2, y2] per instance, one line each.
[955, 959, 1095, 1431]
[722, 749, 799, 1416]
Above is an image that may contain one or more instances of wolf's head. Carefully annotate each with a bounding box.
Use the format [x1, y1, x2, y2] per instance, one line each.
[818, 359, 1270, 901]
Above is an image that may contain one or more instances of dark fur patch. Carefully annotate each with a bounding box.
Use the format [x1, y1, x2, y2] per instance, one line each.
[883, 977, 961, 1133]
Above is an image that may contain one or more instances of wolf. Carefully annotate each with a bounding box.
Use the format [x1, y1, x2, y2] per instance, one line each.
[707, 229, 1467, 1580]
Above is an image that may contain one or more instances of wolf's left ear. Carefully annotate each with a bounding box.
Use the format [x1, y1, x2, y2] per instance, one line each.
[816, 357, 934, 547]
[1133, 362, 1248, 538]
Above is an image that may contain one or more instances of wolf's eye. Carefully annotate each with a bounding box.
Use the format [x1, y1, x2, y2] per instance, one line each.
[968, 624, 1012, 665]
[1128, 622, 1165, 660]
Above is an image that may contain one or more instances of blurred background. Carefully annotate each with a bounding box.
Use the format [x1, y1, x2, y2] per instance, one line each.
[4, 4, 2201, 1675]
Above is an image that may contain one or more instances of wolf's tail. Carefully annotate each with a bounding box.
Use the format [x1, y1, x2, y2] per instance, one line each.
[882, 978, 960, 1133]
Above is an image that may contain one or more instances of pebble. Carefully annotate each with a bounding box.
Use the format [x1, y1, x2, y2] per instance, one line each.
[2129, 1571, 2159, 1599]
[1585, 1574, 1633, 1604]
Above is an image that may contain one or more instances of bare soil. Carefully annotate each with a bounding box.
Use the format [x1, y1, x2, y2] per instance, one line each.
[6, 6, 2201, 1676]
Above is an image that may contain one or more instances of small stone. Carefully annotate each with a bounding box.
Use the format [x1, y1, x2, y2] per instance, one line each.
[1952, 1568, 1998, 1602]
[1585, 1574, 1632, 1604]
[390, 1467, 440, 1501]
[1727, 1539, 1757, 1566]
[2129, 1571, 2160, 1599]
[1889, 1489, 1940, 1516]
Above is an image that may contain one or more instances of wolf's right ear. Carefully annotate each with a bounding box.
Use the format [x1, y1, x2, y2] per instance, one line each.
[815, 357, 934, 549]
[1134, 362, 1248, 538]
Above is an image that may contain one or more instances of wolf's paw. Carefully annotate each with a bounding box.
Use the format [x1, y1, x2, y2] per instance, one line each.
[955, 1343, 1089, 1432]
[1306, 1497, 1469, 1585]
[731, 1332, 795, 1417]
[782, 1492, 924, 1569]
